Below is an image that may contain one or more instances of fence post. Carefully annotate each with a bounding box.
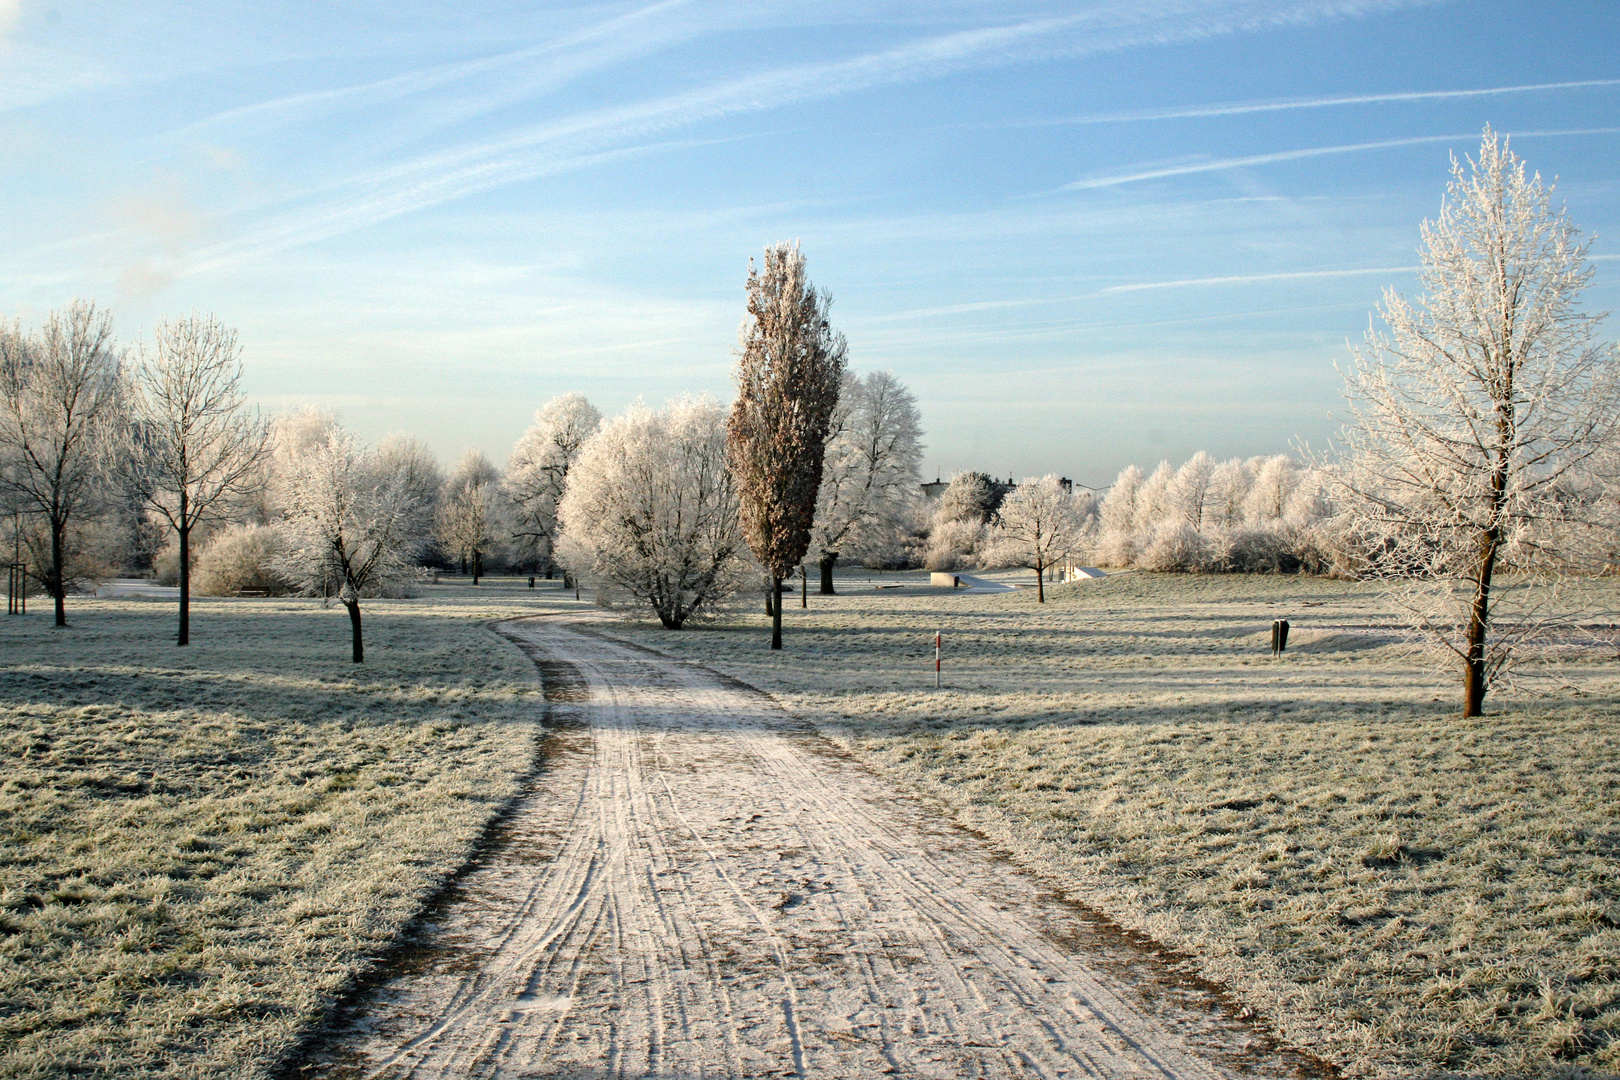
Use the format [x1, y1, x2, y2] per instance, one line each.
[935, 630, 941, 688]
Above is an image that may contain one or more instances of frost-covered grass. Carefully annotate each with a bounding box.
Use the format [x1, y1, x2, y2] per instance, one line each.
[607, 571, 1620, 1078]
[0, 580, 580, 1079]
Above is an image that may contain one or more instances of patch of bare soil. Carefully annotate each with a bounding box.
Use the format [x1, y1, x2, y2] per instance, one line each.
[293, 616, 1329, 1079]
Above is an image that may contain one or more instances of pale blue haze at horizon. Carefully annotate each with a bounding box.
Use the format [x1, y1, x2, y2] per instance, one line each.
[2, 0, 1617, 488]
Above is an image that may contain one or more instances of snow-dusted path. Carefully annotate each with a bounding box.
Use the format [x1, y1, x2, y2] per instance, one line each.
[306, 616, 1301, 1079]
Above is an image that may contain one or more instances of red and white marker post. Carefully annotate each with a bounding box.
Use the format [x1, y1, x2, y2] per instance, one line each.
[934, 629, 941, 688]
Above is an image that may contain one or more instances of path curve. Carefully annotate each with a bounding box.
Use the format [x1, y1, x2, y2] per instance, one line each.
[302, 616, 1316, 1079]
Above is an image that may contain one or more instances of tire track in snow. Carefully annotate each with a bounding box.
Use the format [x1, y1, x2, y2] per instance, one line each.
[299, 616, 1328, 1079]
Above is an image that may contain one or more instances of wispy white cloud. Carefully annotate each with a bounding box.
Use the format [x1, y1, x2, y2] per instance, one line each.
[1102, 266, 1418, 291]
[1065, 127, 1620, 189]
[182, 0, 1435, 272]
[862, 266, 1418, 323]
[1035, 78, 1620, 126]
[180, 0, 705, 139]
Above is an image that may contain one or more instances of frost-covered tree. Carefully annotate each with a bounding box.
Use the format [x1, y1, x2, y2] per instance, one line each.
[263, 407, 341, 521]
[125, 314, 269, 645]
[1094, 465, 1143, 567]
[991, 475, 1086, 602]
[727, 241, 847, 649]
[437, 450, 498, 581]
[376, 434, 444, 534]
[0, 301, 126, 626]
[1135, 461, 1174, 532]
[557, 397, 744, 629]
[1242, 455, 1299, 525]
[1169, 451, 1215, 528]
[274, 430, 426, 662]
[1205, 458, 1252, 529]
[924, 471, 1000, 571]
[1095, 452, 1330, 573]
[936, 471, 998, 526]
[503, 393, 600, 575]
[810, 370, 924, 592]
[1334, 128, 1620, 717]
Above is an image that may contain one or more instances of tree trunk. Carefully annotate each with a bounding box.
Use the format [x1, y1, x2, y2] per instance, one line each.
[770, 577, 783, 650]
[765, 585, 774, 617]
[177, 523, 191, 645]
[801, 567, 807, 608]
[1036, 562, 1045, 604]
[472, 549, 480, 585]
[50, 516, 65, 627]
[345, 599, 365, 663]
[1464, 536, 1500, 718]
[819, 552, 837, 595]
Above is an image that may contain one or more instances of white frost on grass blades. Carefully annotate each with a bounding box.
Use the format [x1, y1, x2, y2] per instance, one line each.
[315, 617, 1240, 1079]
[0, 586, 566, 1079]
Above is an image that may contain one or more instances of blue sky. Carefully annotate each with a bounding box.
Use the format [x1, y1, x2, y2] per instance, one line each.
[3, 0, 1617, 486]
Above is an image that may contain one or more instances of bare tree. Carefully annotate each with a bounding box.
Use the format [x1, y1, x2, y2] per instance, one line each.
[436, 450, 498, 581]
[274, 430, 425, 662]
[0, 301, 125, 626]
[504, 393, 601, 576]
[811, 370, 924, 593]
[557, 397, 744, 628]
[726, 241, 847, 649]
[125, 314, 270, 644]
[1334, 127, 1619, 717]
[992, 475, 1085, 602]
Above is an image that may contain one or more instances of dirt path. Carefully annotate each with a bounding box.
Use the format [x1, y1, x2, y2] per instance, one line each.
[301, 616, 1321, 1079]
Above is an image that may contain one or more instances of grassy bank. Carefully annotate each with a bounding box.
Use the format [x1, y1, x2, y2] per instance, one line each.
[0, 583, 576, 1078]
[605, 571, 1620, 1077]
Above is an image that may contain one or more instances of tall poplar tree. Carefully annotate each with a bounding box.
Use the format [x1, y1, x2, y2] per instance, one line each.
[727, 242, 847, 650]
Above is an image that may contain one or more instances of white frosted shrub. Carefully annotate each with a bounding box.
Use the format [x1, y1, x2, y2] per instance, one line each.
[193, 524, 289, 596]
[924, 518, 984, 572]
[1139, 521, 1210, 572]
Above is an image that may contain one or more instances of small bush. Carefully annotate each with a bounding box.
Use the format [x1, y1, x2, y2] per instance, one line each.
[193, 525, 290, 596]
[924, 519, 984, 571]
[1139, 522, 1210, 572]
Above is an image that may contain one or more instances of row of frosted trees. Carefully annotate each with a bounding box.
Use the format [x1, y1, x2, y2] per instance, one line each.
[0, 256, 931, 654]
[921, 453, 1331, 599]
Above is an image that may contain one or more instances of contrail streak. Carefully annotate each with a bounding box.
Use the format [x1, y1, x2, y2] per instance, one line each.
[1067, 127, 1620, 189]
[1039, 78, 1620, 126]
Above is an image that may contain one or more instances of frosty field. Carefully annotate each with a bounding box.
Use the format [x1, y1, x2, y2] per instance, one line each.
[0, 582, 581, 1079]
[603, 571, 1620, 1078]
[4, 572, 1619, 1079]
